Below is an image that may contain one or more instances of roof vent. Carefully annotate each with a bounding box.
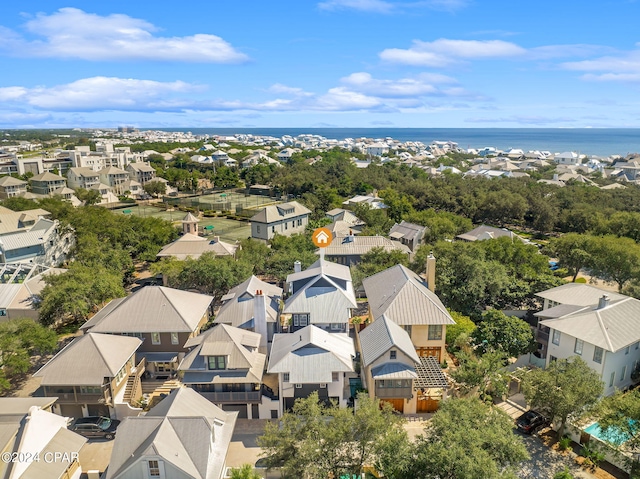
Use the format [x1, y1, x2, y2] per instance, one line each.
[598, 294, 610, 310]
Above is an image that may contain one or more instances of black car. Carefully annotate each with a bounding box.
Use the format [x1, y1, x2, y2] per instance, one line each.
[69, 416, 120, 439]
[515, 410, 549, 434]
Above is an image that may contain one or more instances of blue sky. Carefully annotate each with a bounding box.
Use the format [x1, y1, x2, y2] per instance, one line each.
[1, 1, 640, 128]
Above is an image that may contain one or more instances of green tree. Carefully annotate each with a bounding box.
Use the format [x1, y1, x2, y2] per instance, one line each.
[589, 235, 640, 291]
[0, 319, 58, 393]
[445, 310, 476, 346]
[258, 392, 407, 479]
[229, 464, 261, 479]
[597, 389, 640, 454]
[546, 233, 594, 282]
[403, 397, 529, 479]
[521, 357, 603, 437]
[74, 188, 102, 205]
[351, 246, 409, 290]
[143, 180, 167, 197]
[471, 310, 535, 358]
[451, 351, 509, 402]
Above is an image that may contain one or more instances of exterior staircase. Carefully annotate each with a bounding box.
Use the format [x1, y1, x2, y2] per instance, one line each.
[141, 379, 182, 407]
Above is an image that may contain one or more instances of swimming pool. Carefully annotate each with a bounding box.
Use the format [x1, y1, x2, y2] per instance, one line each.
[584, 421, 635, 445]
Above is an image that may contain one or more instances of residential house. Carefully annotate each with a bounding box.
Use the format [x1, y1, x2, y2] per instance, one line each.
[325, 208, 365, 236]
[456, 224, 525, 242]
[126, 162, 156, 185]
[0, 206, 51, 236]
[533, 283, 627, 362]
[362, 263, 455, 362]
[283, 258, 357, 333]
[214, 275, 282, 348]
[320, 235, 411, 267]
[179, 324, 278, 419]
[89, 183, 119, 204]
[29, 172, 66, 195]
[0, 176, 27, 199]
[250, 201, 311, 241]
[156, 234, 239, 260]
[365, 142, 389, 157]
[34, 332, 143, 419]
[541, 293, 640, 396]
[105, 388, 237, 479]
[0, 263, 65, 321]
[554, 151, 582, 165]
[359, 315, 448, 413]
[342, 194, 387, 210]
[66, 167, 100, 190]
[80, 286, 213, 379]
[0, 218, 73, 266]
[268, 325, 356, 414]
[389, 221, 426, 252]
[99, 166, 129, 195]
[0, 398, 86, 479]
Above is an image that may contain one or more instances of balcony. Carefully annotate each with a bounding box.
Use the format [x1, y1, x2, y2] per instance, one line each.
[197, 391, 261, 403]
[536, 329, 550, 344]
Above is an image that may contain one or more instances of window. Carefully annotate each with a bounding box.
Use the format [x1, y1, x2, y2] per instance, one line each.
[272, 226, 275, 233]
[297, 219, 302, 226]
[550, 355, 557, 363]
[609, 372, 615, 387]
[427, 325, 442, 341]
[552, 330, 561, 346]
[621, 365, 627, 382]
[332, 372, 339, 382]
[403, 325, 412, 337]
[285, 222, 288, 230]
[151, 332, 161, 345]
[330, 322, 342, 331]
[299, 314, 308, 327]
[574, 339, 583, 355]
[390, 350, 397, 360]
[283, 373, 290, 382]
[293, 315, 299, 327]
[208, 356, 226, 370]
[625, 346, 630, 355]
[171, 332, 179, 345]
[147, 460, 160, 477]
[593, 347, 604, 364]
[148, 460, 160, 477]
[257, 225, 261, 234]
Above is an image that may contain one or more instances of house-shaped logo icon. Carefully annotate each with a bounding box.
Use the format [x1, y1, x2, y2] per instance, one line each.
[312, 227, 333, 248]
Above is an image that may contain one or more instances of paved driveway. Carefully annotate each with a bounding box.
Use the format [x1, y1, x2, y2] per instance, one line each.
[517, 433, 597, 479]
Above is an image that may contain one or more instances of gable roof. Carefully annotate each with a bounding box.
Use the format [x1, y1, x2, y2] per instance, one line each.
[156, 233, 238, 260]
[250, 201, 311, 223]
[359, 315, 420, 367]
[540, 296, 640, 352]
[215, 276, 282, 327]
[535, 283, 627, 307]
[179, 324, 266, 384]
[105, 388, 237, 479]
[325, 208, 363, 225]
[34, 333, 141, 386]
[320, 235, 411, 257]
[267, 325, 355, 383]
[81, 286, 213, 334]
[363, 264, 454, 326]
[456, 225, 524, 242]
[389, 221, 426, 242]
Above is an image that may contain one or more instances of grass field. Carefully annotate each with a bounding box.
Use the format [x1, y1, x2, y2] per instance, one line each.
[113, 205, 251, 242]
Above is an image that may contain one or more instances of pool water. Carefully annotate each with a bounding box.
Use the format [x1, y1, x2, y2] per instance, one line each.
[584, 421, 635, 445]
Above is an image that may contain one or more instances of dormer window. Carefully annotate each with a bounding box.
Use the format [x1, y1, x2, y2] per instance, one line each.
[208, 355, 226, 370]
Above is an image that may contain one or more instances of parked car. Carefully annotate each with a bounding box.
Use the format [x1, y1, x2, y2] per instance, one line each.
[69, 416, 120, 439]
[516, 410, 549, 434]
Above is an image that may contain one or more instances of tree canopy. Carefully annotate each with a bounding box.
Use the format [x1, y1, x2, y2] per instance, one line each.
[471, 310, 535, 358]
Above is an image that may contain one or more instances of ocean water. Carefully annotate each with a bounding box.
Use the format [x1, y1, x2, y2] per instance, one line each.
[155, 128, 640, 158]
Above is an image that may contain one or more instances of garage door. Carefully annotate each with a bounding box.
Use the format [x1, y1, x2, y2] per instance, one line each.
[222, 404, 248, 419]
[60, 404, 83, 418]
[380, 399, 404, 413]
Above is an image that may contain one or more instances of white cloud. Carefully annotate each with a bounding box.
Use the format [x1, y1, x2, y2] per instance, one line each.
[2, 77, 204, 111]
[267, 84, 314, 96]
[0, 8, 248, 63]
[380, 38, 526, 66]
[340, 72, 456, 97]
[318, 0, 394, 13]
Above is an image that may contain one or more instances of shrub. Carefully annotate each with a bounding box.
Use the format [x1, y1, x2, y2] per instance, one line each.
[554, 467, 574, 479]
[558, 436, 572, 451]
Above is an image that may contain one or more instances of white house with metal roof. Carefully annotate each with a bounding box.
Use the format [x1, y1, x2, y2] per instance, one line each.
[362, 264, 455, 362]
[268, 325, 355, 415]
[0, 218, 73, 266]
[156, 233, 238, 260]
[283, 258, 357, 333]
[34, 332, 143, 419]
[250, 201, 311, 241]
[214, 275, 282, 348]
[0, 398, 87, 479]
[540, 293, 640, 396]
[389, 220, 427, 252]
[105, 388, 237, 479]
[0, 263, 65, 321]
[179, 324, 278, 419]
[80, 286, 213, 379]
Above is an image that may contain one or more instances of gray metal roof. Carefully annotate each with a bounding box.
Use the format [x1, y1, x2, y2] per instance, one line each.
[371, 362, 418, 380]
[456, 224, 525, 242]
[179, 324, 265, 384]
[0, 397, 58, 414]
[215, 276, 282, 327]
[535, 283, 627, 307]
[0, 219, 56, 251]
[359, 315, 420, 367]
[321, 235, 411, 257]
[286, 258, 352, 284]
[389, 221, 426, 242]
[86, 286, 213, 334]
[363, 265, 455, 326]
[21, 427, 87, 479]
[268, 325, 355, 383]
[0, 207, 51, 235]
[34, 333, 141, 386]
[157, 233, 238, 259]
[533, 303, 588, 319]
[250, 201, 311, 223]
[540, 296, 640, 352]
[106, 388, 237, 479]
